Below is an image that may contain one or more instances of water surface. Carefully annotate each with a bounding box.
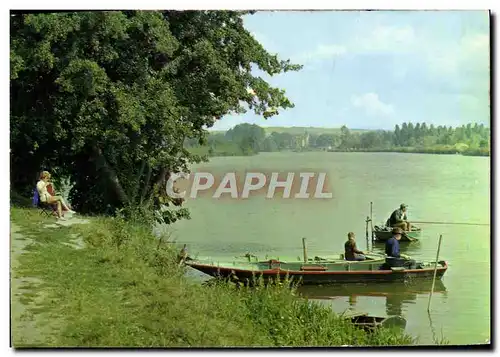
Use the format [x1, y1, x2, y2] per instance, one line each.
[171, 152, 490, 345]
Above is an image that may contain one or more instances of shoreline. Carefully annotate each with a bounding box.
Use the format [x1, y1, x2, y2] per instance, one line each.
[10, 206, 424, 347]
[200, 149, 490, 158]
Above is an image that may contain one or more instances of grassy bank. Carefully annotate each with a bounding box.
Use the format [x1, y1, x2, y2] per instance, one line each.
[10, 207, 419, 347]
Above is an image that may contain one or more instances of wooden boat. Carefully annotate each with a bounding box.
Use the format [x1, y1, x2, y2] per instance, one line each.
[366, 202, 421, 242]
[184, 253, 448, 285]
[344, 313, 407, 332]
[372, 225, 422, 242]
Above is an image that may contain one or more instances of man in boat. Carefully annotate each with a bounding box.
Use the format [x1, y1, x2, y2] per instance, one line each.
[384, 227, 417, 269]
[387, 203, 412, 232]
[344, 232, 366, 261]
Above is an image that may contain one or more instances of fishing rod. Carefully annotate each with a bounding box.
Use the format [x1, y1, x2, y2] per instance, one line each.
[412, 221, 489, 227]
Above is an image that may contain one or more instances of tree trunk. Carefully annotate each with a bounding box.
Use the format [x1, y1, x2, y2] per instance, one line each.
[155, 167, 170, 196]
[131, 160, 147, 204]
[90, 145, 129, 204]
[140, 163, 152, 204]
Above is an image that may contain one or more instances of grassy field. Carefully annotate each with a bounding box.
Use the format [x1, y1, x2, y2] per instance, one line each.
[10, 206, 433, 348]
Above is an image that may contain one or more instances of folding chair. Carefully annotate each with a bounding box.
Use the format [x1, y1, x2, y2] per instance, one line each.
[32, 188, 56, 217]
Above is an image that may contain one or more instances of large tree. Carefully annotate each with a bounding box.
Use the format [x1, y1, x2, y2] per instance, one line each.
[225, 123, 266, 153]
[10, 10, 302, 222]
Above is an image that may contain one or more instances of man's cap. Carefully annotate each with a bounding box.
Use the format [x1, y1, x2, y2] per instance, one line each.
[400, 203, 407, 209]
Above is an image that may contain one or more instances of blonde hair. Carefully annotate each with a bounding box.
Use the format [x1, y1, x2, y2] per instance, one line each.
[40, 171, 51, 180]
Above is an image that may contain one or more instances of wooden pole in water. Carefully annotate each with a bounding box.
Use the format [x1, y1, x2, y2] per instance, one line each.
[370, 202, 374, 242]
[302, 237, 308, 263]
[427, 234, 443, 312]
[365, 216, 370, 252]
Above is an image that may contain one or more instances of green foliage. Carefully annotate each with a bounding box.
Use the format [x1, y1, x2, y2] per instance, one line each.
[10, 11, 302, 221]
[185, 123, 267, 156]
[11, 207, 416, 347]
[226, 123, 266, 153]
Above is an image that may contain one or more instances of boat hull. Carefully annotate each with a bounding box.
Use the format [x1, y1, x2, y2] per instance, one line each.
[186, 260, 448, 285]
[373, 227, 422, 242]
[348, 314, 407, 332]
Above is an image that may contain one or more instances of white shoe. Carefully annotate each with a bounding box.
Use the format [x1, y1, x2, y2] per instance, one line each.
[68, 210, 76, 214]
[58, 217, 67, 221]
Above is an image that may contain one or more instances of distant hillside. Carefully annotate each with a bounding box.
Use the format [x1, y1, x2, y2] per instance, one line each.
[262, 126, 371, 135]
[208, 126, 373, 135]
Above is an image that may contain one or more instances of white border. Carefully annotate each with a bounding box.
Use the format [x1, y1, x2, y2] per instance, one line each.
[3, 1, 496, 356]
[3, 0, 499, 10]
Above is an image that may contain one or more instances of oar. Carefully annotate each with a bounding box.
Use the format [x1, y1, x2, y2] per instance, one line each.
[413, 221, 489, 227]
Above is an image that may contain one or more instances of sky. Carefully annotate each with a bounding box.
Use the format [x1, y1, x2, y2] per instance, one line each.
[211, 10, 490, 131]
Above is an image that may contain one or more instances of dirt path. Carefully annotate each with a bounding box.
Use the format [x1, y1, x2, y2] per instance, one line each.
[10, 217, 89, 347]
[10, 223, 50, 346]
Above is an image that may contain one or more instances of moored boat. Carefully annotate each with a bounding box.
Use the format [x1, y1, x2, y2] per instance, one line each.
[372, 225, 422, 242]
[366, 202, 422, 242]
[184, 254, 448, 285]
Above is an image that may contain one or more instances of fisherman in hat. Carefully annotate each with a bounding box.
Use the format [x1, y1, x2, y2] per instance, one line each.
[386, 203, 412, 232]
[384, 227, 416, 268]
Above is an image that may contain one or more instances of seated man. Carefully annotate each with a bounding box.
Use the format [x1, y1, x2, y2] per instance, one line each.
[344, 232, 366, 261]
[384, 227, 417, 269]
[37, 171, 75, 220]
[387, 203, 412, 232]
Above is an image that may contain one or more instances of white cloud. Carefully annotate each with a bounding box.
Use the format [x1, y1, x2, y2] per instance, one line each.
[356, 25, 416, 53]
[293, 44, 347, 63]
[296, 23, 488, 82]
[351, 93, 395, 117]
[312, 44, 347, 58]
[291, 24, 416, 69]
[425, 32, 489, 77]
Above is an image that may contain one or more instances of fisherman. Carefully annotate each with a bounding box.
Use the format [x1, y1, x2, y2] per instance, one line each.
[344, 232, 366, 261]
[384, 227, 416, 268]
[387, 203, 411, 232]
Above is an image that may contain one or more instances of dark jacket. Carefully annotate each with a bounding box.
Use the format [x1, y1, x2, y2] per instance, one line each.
[385, 237, 400, 258]
[387, 208, 408, 226]
[345, 239, 363, 260]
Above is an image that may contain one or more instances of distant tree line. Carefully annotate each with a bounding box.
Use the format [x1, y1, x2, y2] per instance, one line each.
[185, 122, 490, 157]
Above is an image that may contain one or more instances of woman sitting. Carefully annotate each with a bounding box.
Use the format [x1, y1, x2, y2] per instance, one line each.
[36, 171, 75, 220]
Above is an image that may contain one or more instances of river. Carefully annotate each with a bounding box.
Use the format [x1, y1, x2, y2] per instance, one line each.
[170, 151, 490, 345]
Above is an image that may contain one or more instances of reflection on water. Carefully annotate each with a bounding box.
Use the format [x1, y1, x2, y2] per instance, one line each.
[297, 279, 447, 318]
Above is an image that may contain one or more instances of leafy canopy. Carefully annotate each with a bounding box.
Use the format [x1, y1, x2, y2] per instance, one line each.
[10, 10, 302, 222]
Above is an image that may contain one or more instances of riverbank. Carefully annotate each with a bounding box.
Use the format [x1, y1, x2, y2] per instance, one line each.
[9, 206, 422, 347]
